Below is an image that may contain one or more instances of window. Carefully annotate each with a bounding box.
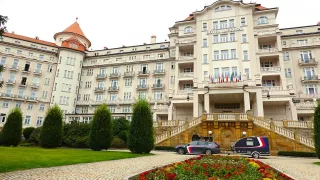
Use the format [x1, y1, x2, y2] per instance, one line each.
[246, 140, 254, 146]
[203, 54, 208, 64]
[110, 94, 117, 101]
[184, 26, 192, 34]
[47, 65, 52, 72]
[297, 39, 308, 45]
[305, 85, 317, 94]
[304, 67, 315, 78]
[28, 104, 33, 110]
[204, 71, 208, 79]
[230, 33, 235, 42]
[12, 59, 19, 68]
[220, 34, 228, 42]
[111, 80, 118, 88]
[24, 116, 31, 125]
[263, 80, 275, 86]
[109, 106, 116, 113]
[203, 38, 207, 47]
[154, 91, 163, 100]
[261, 62, 273, 67]
[183, 84, 193, 90]
[284, 52, 290, 61]
[155, 63, 163, 71]
[3, 101, 8, 108]
[138, 92, 146, 99]
[220, 20, 228, 29]
[123, 106, 131, 113]
[87, 69, 93, 76]
[222, 67, 229, 77]
[231, 49, 236, 59]
[15, 102, 21, 108]
[300, 51, 312, 61]
[44, 78, 50, 85]
[213, 35, 219, 44]
[39, 104, 45, 111]
[231, 67, 238, 76]
[243, 50, 249, 60]
[257, 16, 268, 24]
[245, 68, 250, 79]
[229, 19, 235, 28]
[282, 41, 286, 46]
[39, 55, 44, 60]
[221, 50, 229, 59]
[214, 51, 219, 60]
[59, 96, 69, 105]
[64, 70, 74, 79]
[242, 34, 247, 43]
[214, 68, 219, 78]
[171, 62, 175, 69]
[36, 117, 43, 126]
[213, 21, 218, 29]
[296, 30, 303, 34]
[241, 17, 246, 26]
[125, 78, 132, 86]
[139, 78, 147, 87]
[66, 56, 76, 66]
[203, 23, 207, 31]
[42, 91, 48, 99]
[0, 57, 6, 65]
[124, 92, 132, 100]
[170, 75, 175, 84]
[285, 68, 292, 77]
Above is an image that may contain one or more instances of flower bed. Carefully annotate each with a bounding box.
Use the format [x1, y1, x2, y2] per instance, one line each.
[134, 155, 293, 180]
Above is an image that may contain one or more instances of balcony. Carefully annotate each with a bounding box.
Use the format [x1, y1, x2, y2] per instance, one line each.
[26, 96, 38, 102]
[137, 71, 150, 77]
[108, 86, 119, 92]
[0, 93, 14, 99]
[256, 30, 277, 37]
[136, 85, 149, 91]
[260, 66, 281, 74]
[153, 69, 165, 75]
[123, 71, 135, 78]
[30, 83, 40, 89]
[176, 38, 196, 46]
[296, 101, 317, 110]
[109, 72, 121, 78]
[178, 56, 195, 61]
[21, 68, 31, 74]
[33, 70, 42, 76]
[178, 72, 194, 79]
[9, 65, 19, 71]
[298, 58, 317, 66]
[152, 83, 165, 90]
[301, 75, 319, 83]
[96, 74, 107, 79]
[258, 48, 278, 54]
[94, 87, 105, 92]
[6, 79, 15, 85]
[19, 82, 27, 87]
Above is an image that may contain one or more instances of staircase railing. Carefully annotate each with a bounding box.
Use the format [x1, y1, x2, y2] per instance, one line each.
[253, 117, 314, 148]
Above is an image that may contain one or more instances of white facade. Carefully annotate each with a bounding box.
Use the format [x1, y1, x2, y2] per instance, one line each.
[1, 0, 320, 128]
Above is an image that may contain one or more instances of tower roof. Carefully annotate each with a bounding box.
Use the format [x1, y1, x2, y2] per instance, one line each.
[62, 22, 86, 37]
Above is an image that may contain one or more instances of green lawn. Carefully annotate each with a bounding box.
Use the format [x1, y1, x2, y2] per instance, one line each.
[314, 162, 320, 166]
[0, 147, 151, 173]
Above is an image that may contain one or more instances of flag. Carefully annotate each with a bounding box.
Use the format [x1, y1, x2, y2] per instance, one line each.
[226, 74, 228, 83]
[231, 72, 234, 83]
[222, 73, 224, 83]
[239, 72, 242, 81]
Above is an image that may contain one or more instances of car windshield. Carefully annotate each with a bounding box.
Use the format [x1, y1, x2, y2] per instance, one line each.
[198, 141, 208, 145]
[189, 141, 198, 145]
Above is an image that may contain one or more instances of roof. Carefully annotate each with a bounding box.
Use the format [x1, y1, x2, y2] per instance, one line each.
[255, 5, 267, 11]
[3, 32, 58, 47]
[62, 22, 86, 37]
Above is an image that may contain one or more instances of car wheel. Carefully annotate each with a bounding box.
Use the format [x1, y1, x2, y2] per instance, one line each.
[252, 152, 260, 159]
[178, 148, 185, 155]
[205, 149, 212, 155]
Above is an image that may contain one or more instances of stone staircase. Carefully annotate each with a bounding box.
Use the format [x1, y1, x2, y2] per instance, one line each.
[155, 115, 315, 149]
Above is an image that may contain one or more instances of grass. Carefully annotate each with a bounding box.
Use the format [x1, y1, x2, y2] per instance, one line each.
[314, 162, 320, 166]
[0, 147, 151, 173]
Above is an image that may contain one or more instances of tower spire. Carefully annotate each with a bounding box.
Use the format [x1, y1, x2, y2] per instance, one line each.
[76, 17, 78, 22]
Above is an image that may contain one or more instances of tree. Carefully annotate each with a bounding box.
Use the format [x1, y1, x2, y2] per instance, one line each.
[314, 101, 320, 159]
[128, 99, 154, 154]
[113, 117, 130, 143]
[0, 15, 8, 88]
[2, 108, 23, 146]
[89, 104, 113, 151]
[39, 104, 63, 148]
[23, 127, 35, 140]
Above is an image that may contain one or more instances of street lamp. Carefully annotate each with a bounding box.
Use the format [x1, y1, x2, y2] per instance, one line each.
[208, 130, 213, 142]
[242, 131, 247, 137]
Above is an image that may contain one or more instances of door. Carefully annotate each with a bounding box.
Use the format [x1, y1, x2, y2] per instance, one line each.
[196, 141, 209, 154]
[186, 141, 199, 154]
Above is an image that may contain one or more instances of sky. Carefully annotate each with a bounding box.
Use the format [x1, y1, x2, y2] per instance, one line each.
[0, 0, 319, 50]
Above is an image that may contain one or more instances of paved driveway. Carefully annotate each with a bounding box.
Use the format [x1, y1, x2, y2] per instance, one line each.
[0, 151, 196, 180]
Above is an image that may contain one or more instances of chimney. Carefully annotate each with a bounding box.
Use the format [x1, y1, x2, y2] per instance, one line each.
[104, 46, 108, 50]
[35, 36, 39, 40]
[151, 35, 157, 44]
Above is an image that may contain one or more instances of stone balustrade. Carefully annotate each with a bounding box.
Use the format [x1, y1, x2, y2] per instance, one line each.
[206, 113, 249, 121]
[260, 66, 281, 73]
[296, 102, 317, 109]
[271, 120, 314, 129]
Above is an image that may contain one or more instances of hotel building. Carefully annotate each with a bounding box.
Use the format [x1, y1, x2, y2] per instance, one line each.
[1, 0, 320, 128]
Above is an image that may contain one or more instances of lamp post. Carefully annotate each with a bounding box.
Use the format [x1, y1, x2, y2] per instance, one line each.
[242, 131, 247, 137]
[208, 130, 213, 142]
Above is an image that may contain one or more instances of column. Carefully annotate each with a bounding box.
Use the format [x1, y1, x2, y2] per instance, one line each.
[256, 90, 264, 117]
[153, 113, 157, 121]
[193, 92, 199, 118]
[168, 104, 173, 120]
[244, 91, 250, 113]
[289, 101, 298, 121]
[204, 93, 210, 113]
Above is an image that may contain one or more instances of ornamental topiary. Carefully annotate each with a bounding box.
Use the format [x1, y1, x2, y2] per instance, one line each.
[0, 131, 3, 145]
[2, 108, 23, 146]
[28, 127, 42, 144]
[314, 101, 320, 159]
[23, 127, 35, 140]
[88, 104, 113, 151]
[128, 99, 154, 154]
[39, 104, 63, 148]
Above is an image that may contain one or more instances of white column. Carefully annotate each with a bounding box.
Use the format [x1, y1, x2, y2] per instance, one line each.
[153, 112, 157, 121]
[256, 90, 264, 117]
[204, 93, 210, 113]
[244, 91, 250, 113]
[193, 92, 199, 118]
[289, 101, 298, 121]
[168, 104, 173, 120]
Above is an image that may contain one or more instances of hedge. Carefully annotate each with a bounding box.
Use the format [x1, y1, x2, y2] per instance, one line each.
[154, 146, 176, 151]
[1, 108, 23, 146]
[278, 151, 317, 157]
[23, 127, 35, 140]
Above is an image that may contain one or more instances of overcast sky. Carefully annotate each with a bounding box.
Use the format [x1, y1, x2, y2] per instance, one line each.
[0, 0, 319, 50]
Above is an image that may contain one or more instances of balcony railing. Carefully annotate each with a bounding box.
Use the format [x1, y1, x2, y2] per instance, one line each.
[94, 87, 105, 92]
[10, 65, 19, 71]
[262, 86, 290, 96]
[33, 70, 42, 75]
[296, 102, 317, 109]
[123, 71, 135, 77]
[30, 83, 39, 89]
[176, 38, 196, 45]
[260, 66, 281, 73]
[301, 75, 319, 82]
[298, 58, 317, 66]
[138, 71, 150, 76]
[152, 84, 164, 89]
[109, 73, 120, 78]
[297, 93, 320, 99]
[258, 48, 278, 53]
[206, 113, 249, 121]
[137, 85, 149, 90]
[178, 56, 195, 60]
[256, 30, 277, 36]
[26, 96, 38, 101]
[96, 74, 107, 79]
[19, 82, 27, 87]
[21, 68, 31, 73]
[108, 86, 119, 92]
[178, 72, 194, 78]
[153, 69, 165, 75]
[6, 79, 15, 85]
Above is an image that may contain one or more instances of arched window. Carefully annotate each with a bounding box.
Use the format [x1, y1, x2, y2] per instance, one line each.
[184, 26, 193, 34]
[215, 5, 231, 12]
[258, 16, 268, 25]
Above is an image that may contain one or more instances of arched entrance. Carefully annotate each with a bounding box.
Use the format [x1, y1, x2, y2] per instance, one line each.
[219, 128, 236, 149]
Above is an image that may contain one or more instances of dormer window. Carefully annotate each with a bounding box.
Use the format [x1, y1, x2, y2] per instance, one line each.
[257, 16, 268, 25]
[146, 47, 150, 50]
[296, 30, 303, 34]
[215, 5, 231, 12]
[15, 41, 20, 45]
[120, 50, 124, 53]
[69, 42, 79, 49]
[184, 26, 193, 34]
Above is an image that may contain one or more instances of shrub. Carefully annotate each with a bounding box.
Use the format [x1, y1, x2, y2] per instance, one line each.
[117, 130, 128, 143]
[89, 104, 113, 151]
[128, 99, 154, 154]
[19, 142, 34, 147]
[39, 104, 63, 148]
[23, 127, 35, 140]
[111, 137, 127, 149]
[314, 101, 320, 159]
[113, 117, 130, 136]
[62, 123, 90, 148]
[154, 146, 175, 151]
[278, 151, 317, 157]
[0, 131, 3, 145]
[2, 108, 23, 146]
[28, 127, 42, 144]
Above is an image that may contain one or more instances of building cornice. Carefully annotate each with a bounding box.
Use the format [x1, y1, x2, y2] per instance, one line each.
[0, 41, 58, 55]
[281, 32, 320, 38]
[86, 48, 170, 59]
[280, 25, 319, 30]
